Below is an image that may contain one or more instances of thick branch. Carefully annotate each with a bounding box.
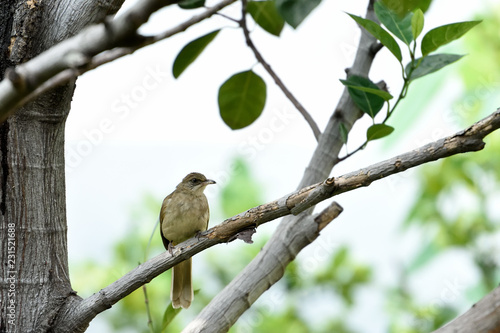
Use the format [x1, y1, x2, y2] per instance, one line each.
[0, 0, 237, 121]
[58, 200, 342, 331]
[240, 0, 321, 141]
[299, 0, 380, 187]
[183, 107, 500, 332]
[59, 108, 500, 331]
[184, 202, 343, 333]
[432, 285, 500, 333]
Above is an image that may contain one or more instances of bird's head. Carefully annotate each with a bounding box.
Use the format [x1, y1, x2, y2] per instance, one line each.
[177, 172, 216, 193]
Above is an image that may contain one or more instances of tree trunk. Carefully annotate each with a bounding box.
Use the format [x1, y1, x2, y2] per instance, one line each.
[0, 1, 123, 332]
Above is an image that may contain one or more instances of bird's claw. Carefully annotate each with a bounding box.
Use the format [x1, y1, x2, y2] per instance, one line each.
[195, 230, 204, 241]
[167, 243, 182, 257]
[167, 242, 175, 255]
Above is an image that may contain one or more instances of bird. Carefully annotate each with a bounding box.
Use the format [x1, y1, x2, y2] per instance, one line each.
[160, 172, 216, 309]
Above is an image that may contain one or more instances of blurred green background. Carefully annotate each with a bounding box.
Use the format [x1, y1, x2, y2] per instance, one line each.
[68, 2, 500, 333]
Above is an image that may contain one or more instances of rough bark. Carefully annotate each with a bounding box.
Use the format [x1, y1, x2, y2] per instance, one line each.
[0, 1, 124, 332]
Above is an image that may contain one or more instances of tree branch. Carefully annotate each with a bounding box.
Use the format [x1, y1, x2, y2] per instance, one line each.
[299, 0, 380, 188]
[432, 285, 500, 333]
[240, 0, 321, 141]
[58, 202, 343, 332]
[0, 0, 237, 121]
[184, 1, 381, 330]
[185, 202, 344, 333]
[184, 106, 500, 331]
[57, 107, 500, 331]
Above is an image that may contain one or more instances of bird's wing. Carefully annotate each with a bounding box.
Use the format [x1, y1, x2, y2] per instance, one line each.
[159, 193, 172, 250]
[204, 198, 210, 230]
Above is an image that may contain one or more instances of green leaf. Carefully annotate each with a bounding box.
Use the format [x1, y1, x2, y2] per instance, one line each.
[172, 30, 220, 78]
[366, 124, 394, 141]
[247, 1, 285, 36]
[407, 54, 464, 80]
[340, 75, 387, 118]
[340, 79, 393, 101]
[178, 0, 205, 9]
[339, 122, 348, 144]
[161, 290, 200, 332]
[381, 0, 432, 16]
[348, 14, 402, 61]
[411, 8, 424, 39]
[421, 20, 481, 56]
[275, 0, 322, 29]
[218, 70, 267, 129]
[374, 1, 414, 45]
[161, 304, 182, 331]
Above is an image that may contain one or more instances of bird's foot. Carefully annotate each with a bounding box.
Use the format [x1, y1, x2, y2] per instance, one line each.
[168, 243, 182, 257]
[167, 242, 175, 255]
[195, 230, 205, 241]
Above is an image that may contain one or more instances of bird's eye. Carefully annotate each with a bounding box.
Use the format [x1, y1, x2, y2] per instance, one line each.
[191, 178, 199, 184]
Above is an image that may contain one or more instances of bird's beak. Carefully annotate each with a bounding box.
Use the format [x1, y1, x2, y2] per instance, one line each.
[204, 179, 216, 185]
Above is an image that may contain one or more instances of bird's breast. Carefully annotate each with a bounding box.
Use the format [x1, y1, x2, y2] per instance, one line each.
[161, 191, 209, 243]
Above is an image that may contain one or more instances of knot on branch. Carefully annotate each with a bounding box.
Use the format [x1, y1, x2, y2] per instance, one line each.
[97, 290, 113, 310]
[5, 68, 25, 90]
[325, 177, 335, 186]
[394, 159, 402, 169]
[288, 177, 337, 215]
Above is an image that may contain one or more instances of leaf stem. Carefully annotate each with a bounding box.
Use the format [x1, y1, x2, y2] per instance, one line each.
[340, 43, 418, 161]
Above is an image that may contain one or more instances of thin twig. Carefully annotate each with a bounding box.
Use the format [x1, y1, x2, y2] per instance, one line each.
[239, 0, 321, 141]
[213, 10, 239, 24]
[337, 141, 366, 162]
[142, 285, 155, 333]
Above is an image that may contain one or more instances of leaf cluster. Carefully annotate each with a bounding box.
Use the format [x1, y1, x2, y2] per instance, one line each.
[339, 2, 479, 154]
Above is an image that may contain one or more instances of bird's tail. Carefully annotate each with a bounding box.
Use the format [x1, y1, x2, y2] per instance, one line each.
[171, 258, 193, 309]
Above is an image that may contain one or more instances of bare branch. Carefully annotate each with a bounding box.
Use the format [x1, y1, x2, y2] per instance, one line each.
[239, 0, 322, 141]
[184, 202, 344, 333]
[298, 0, 380, 187]
[182, 108, 500, 332]
[432, 285, 500, 333]
[56, 108, 500, 331]
[0, 0, 237, 121]
[315, 201, 344, 231]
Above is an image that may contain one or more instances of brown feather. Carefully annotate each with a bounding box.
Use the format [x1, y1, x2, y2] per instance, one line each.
[159, 172, 215, 309]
